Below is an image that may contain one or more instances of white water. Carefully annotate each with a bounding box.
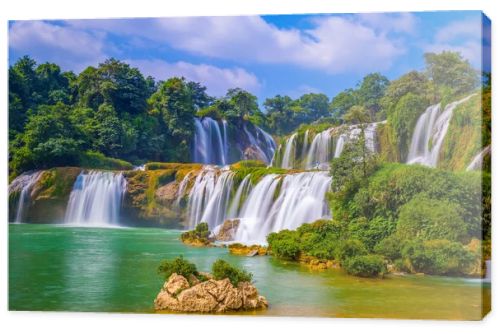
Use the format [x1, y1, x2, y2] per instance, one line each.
[275, 122, 381, 170]
[64, 171, 127, 227]
[281, 133, 297, 169]
[10, 171, 43, 223]
[193, 117, 276, 165]
[183, 166, 332, 244]
[193, 117, 227, 165]
[466, 146, 491, 171]
[407, 95, 475, 167]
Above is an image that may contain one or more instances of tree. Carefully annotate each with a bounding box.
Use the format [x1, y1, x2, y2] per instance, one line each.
[297, 93, 330, 121]
[148, 77, 196, 161]
[356, 73, 389, 119]
[424, 51, 479, 96]
[225, 88, 259, 118]
[330, 89, 357, 120]
[263, 95, 294, 134]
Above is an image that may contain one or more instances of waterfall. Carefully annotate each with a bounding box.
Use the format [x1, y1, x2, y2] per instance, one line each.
[407, 95, 475, 167]
[193, 117, 226, 165]
[281, 133, 297, 169]
[243, 124, 276, 164]
[184, 166, 332, 245]
[235, 172, 332, 244]
[466, 146, 491, 171]
[193, 117, 276, 165]
[301, 130, 310, 167]
[10, 171, 43, 223]
[64, 171, 127, 227]
[305, 129, 334, 169]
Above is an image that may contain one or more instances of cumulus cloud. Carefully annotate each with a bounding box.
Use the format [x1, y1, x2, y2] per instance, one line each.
[67, 14, 410, 74]
[425, 17, 482, 67]
[129, 59, 261, 96]
[9, 20, 107, 72]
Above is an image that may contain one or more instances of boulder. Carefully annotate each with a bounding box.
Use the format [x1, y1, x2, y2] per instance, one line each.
[215, 219, 240, 241]
[154, 273, 268, 313]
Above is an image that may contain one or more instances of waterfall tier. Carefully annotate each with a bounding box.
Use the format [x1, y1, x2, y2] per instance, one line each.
[9, 171, 43, 223]
[182, 166, 332, 244]
[64, 171, 127, 227]
[193, 117, 276, 165]
[407, 95, 475, 167]
[273, 122, 381, 170]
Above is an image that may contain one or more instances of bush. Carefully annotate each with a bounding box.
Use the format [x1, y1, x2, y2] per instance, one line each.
[157, 256, 199, 280]
[79, 151, 133, 170]
[336, 239, 368, 264]
[401, 239, 476, 276]
[397, 195, 468, 243]
[267, 230, 301, 260]
[211, 259, 253, 286]
[181, 222, 211, 244]
[374, 234, 403, 261]
[343, 255, 386, 278]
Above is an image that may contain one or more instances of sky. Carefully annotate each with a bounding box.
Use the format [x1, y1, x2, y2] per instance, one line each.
[8, 11, 490, 103]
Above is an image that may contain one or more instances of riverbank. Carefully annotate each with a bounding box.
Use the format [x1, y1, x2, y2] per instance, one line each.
[9, 224, 490, 319]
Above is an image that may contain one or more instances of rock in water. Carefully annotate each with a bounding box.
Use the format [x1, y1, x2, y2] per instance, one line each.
[154, 273, 268, 313]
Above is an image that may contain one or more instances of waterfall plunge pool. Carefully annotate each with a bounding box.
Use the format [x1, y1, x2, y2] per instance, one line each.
[9, 223, 489, 319]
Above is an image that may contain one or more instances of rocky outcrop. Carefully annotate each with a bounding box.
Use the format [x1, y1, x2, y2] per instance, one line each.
[228, 243, 267, 256]
[215, 219, 240, 241]
[154, 273, 268, 313]
[298, 254, 338, 270]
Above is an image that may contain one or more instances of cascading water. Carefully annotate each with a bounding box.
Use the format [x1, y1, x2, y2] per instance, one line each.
[193, 117, 227, 165]
[275, 122, 381, 170]
[193, 117, 276, 165]
[235, 172, 332, 244]
[183, 166, 332, 245]
[281, 133, 297, 169]
[466, 146, 491, 171]
[10, 171, 43, 223]
[407, 95, 475, 167]
[64, 171, 127, 227]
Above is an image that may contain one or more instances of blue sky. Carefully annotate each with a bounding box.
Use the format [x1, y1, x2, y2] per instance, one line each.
[8, 11, 490, 103]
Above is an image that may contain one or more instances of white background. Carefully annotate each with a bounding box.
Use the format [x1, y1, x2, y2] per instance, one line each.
[0, 0, 498, 333]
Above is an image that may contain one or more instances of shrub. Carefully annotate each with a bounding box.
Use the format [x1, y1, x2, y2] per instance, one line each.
[181, 222, 211, 244]
[401, 239, 476, 276]
[397, 195, 468, 243]
[267, 230, 301, 260]
[344, 255, 386, 278]
[211, 259, 253, 286]
[157, 256, 199, 280]
[336, 239, 368, 264]
[374, 234, 403, 261]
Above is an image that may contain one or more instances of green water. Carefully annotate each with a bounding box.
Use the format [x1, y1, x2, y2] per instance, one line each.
[9, 224, 490, 319]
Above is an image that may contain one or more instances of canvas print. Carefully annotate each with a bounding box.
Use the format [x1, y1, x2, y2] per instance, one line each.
[8, 11, 491, 319]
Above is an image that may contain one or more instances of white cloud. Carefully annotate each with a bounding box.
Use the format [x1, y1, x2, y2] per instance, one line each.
[129, 59, 261, 96]
[67, 14, 410, 74]
[425, 18, 482, 66]
[9, 20, 107, 72]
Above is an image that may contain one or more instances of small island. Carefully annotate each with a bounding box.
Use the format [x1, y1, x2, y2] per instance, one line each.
[154, 257, 267, 313]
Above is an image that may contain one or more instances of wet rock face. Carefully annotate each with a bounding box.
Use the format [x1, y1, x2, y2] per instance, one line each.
[154, 273, 268, 313]
[214, 219, 240, 242]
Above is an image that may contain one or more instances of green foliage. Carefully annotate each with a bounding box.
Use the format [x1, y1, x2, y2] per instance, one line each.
[397, 195, 468, 243]
[157, 256, 199, 281]
[267, 230, 301, 260]
[181, 222, 211, 244]
[336, 239, 368, 264]
[78, 151, 133, 170]
[424, 51, 479, 96]
[343, 255, 386, 278]
[401, 239, 476, 276]
[211, 259, 253, 286]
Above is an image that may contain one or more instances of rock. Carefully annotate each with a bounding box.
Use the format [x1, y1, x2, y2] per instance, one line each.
[155, 181, 179, 203]
[243, 146, 267, 162]
[164, 273, 190, 295]
[154, 273, 268, 313]
[228, 243, 267, 256]
[215, 219, 240, 241]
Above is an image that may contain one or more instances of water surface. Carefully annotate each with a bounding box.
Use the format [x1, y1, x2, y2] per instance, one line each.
[9, 224, 489, 319]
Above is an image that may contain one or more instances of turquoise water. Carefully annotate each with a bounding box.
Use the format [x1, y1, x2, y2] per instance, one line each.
[9, 224, 489, 319]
